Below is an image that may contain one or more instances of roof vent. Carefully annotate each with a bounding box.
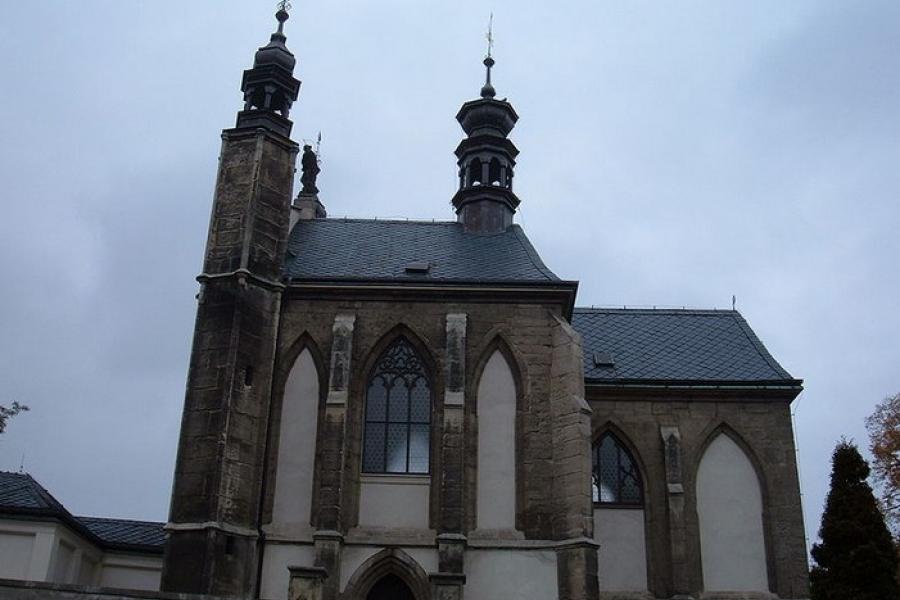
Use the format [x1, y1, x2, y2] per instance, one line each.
[404, 261, 431, 274]
[593, 351, 615, 367]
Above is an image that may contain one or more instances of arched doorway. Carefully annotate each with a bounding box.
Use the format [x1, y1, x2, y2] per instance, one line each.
[366, 574, 415, 600]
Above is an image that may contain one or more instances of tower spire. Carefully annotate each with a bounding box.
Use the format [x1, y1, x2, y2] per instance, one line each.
[235, 2, 302, 137]
[451, 20, 521, 233]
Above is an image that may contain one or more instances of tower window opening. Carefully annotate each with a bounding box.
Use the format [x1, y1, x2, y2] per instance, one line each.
[468, 158, 483, 187]
[489, 158, 502, 186]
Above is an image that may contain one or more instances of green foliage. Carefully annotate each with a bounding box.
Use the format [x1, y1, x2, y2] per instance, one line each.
[810, 440, 900, 600]
[0, 401, 29, 435]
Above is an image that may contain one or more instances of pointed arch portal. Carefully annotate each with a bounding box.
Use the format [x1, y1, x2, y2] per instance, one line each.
[366, 574, 415, 600]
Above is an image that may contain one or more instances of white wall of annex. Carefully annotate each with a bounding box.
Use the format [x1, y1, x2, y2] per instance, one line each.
[98, 552, 162, 591]
[0, 530, 35, 580]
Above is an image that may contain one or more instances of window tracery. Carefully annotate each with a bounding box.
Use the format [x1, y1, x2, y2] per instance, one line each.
[362, 338, 431, 474]
[593, 432, 643, 505]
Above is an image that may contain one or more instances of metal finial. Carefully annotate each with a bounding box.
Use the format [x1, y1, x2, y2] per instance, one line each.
[481, 14, 496, 98]
[275, 1, 291, 34]
[486, 13, 494, 58]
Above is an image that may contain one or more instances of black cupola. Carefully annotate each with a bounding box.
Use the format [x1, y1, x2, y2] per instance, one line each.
[451, 51, 521, 233]
[235, 5, 302, 137]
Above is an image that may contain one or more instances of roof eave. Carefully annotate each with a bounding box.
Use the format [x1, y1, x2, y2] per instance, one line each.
[0, 508, 164, 555]
[285, 278, 579, 319]
[585, 379, 804, 401]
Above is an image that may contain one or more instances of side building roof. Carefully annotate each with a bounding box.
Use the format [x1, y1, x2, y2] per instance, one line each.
[283, 219, 561, 283]
[572, 308, 800, 387]
[0, 471, 165, 553]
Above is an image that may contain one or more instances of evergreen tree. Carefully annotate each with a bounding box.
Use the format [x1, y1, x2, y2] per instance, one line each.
[810, 440, 900, 600]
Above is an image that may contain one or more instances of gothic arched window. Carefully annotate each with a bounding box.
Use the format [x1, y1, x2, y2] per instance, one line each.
[593, 432, 643, 505]
[362, 338, 431, 474]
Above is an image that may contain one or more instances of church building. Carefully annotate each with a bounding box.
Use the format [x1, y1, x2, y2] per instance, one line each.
[0, 7, 811, 600]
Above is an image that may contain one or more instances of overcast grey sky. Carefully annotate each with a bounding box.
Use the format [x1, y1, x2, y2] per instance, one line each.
[1, 1, 898, 552]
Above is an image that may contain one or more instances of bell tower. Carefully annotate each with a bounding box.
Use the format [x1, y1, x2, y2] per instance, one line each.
[161, 5, 301, 597]
[451, 46, 521, 233]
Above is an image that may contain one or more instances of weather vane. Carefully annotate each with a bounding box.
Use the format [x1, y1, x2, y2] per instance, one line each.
[485, 13, 494, 58]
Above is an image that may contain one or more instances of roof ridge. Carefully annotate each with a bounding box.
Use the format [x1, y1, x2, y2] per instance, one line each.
[76, 515, 165, 526]
[509, 224, 559, 281]
[729, 311, 795, 380]
[1, 471, 68, 513]
[313, 217, 459, 226]
[574, 306, 738, 315]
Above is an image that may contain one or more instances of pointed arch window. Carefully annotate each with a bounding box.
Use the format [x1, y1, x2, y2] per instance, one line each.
[362, 338, 431, 474]
[593, 432, 643, 505]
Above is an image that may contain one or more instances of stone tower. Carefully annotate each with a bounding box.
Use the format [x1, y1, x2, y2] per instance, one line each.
[161, 8, 301, 597]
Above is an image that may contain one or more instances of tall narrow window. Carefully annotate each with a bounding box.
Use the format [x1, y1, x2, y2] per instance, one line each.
[593, 432, 642, 505]
[362, 338, 431, 474]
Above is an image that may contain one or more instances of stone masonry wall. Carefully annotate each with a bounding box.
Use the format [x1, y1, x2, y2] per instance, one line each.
[588, 391, 809, 600]
[163, 127, 298, 597]
[265, 296, 579, 543]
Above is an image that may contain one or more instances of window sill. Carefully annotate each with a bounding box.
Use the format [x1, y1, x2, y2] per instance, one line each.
[360, 473, 431, 486]
[593, 503, 644, 510]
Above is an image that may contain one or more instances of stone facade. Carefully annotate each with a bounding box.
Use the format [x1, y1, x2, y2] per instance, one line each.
[155, 9, 810, 600]
[587, 389, 808, 600]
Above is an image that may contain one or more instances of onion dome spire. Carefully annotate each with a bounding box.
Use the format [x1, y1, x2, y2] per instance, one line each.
[451, 20, 521, 233]
[236, 3, 302, 137]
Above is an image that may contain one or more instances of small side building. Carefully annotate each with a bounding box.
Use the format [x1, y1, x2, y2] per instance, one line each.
[0, 471, 164, 591]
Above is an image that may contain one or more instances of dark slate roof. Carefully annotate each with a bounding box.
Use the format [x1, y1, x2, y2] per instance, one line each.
[78, 516, 166, 549]
[572, 308, 798, 385]
[0, 472, 164, 553]
[0, 471, 66, 512]
[283, 219, 560, 283]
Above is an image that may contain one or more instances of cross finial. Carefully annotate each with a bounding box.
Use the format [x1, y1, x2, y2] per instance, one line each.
[486, 13, 494, 58]
[481, 14, 496, 98]
[275, 1, 291, 34]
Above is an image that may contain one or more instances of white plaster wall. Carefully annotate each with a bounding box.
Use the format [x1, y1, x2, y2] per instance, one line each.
[340, 546, 437, 592]
[99, 553, 162, 591]
[697, 434, 768, 592]
[270, 349, 320, 538]
[358, 475, 430, 529]
[53, 524, 104, 585]
[0, 531, 35, 579]
[594, 508, 648, 591]
[0, 518, 157, 589]
[78, 555, 98, 586]
[467, 549, 557, 599]
[476, 351, 517, 531]
[260, 543, 316, 600]
[0, 520, 61, 582]
[51, 540, 75, 583]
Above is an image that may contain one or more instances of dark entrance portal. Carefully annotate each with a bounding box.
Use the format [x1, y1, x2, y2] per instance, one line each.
[366, 574, 415, 600]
